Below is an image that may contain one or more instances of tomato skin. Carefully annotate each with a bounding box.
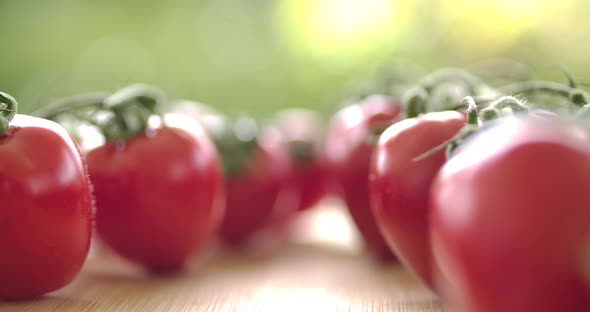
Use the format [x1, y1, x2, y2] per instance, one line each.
[292, 161, 328, 211]
[218, 127, 296, 246]
[324, 96, 402, 261]
[370, 111, 465, 287]
[87, 119, 224, 273]
[430, 116, 590, 312]
[0, 115, 92, 300]
[272, 109, 329, 212]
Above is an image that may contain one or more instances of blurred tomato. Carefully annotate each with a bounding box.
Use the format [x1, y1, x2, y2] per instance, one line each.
[0, 115, 93, 300]
[87, 114, 225, 273]
[324, 95, 402, 261]
[370, 111, 465, 287]
[170, 100, 226, 139]
[272, 109, 329, 212]
[215, 117, 298, 246]
[431, 116, 590, 311]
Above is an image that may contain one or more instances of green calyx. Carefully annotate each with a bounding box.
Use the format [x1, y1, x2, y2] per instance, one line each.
[421, 68, 484, 95]
[462, 96, 479, 125]
[412, 96, 482, 163]
[404, 86, 429, 118]
[479, 96, 530, 123]
[211, 116, 259, 178]
[288, 140, 315, 165]
[475, 81, 589, 111]
[402, 68, 489, 117]
[0, 91, 18, 137]
[35, 84, 166, 143]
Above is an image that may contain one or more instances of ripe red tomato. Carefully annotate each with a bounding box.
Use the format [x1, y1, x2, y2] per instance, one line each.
[87, 114, 224, 273]
[218, 123, 297, 246]
[370, 111, 465, 287]
[430, 116, 590, 311]
[170, 100, 226, 138]
[272, 109, 328, 212]
[0, 115, 93, 300]
[324, 95, 402, 261]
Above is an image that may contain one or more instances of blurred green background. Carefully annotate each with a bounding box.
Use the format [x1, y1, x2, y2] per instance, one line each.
[0, 0, 587, 117]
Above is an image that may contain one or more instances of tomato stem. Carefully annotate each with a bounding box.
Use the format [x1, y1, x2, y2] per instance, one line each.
[479, 107, 500, 122]
[33, 84, 166, 143]
[463, 96, 479, 125]
[33, 92, 108, 120]
[288, 140, 315, 164]
[421, 68, 484, 95]
[404, 87, 428, 118]
[405, 68, 488, 116]
[211, 116, 259, 177]
[491, 96, 529, 112]
[474, 81, 588, 107]
[413, 97, 480, 162]
[0, 91, 17, 136]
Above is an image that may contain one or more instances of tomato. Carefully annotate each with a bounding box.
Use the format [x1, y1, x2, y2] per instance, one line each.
[430, 116, 590, 311]
[218, 120, 297, 246]
[323, 95, 402, 261]
[87, 114, 224, 273]
[170, 100, 226, 138]
[0, 115, 92, 300]
[272, 109, 328, 211]
[369, 111, 465, 287]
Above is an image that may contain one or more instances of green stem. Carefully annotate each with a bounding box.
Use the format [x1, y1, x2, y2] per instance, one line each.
[100, 84, 165, 142]
[32, 92, 108, 120]
[421, 68, 484, 95]
[475, 81, 588, 106]
[478, 96, 528, 123]
[105, 83, 165, 112]
[32, 84, 166, 143]
[412, 97, 479, 162]
[462, 96, 479, 125]
[0, 91, 18, 136]
[404, 87, 429, 118]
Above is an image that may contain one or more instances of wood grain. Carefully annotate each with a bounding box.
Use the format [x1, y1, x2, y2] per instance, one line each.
[0, 204, 446, 312]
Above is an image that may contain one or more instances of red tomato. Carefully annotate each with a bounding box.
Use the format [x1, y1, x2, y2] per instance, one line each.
[0, 115, 92, 300]
[219, 125, 297, 245]
[272, 109, 328, 211]
[87, 114, 224, 273]
[370, 111, 465, 287]
[430, 116, 590, 311]
[170, 100, 226, 138]
[324, 95, 402, 261]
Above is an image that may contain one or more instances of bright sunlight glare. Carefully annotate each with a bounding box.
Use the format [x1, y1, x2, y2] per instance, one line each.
[277, 0, 410, 63]
[439, 0, 574, 52]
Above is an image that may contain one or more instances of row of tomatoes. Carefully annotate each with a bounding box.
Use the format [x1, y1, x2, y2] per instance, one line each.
[324, 85, 590, 311]
[3, 73, 590, 311]
[0, 89, 332, 300]
[333, 91, 590, 311]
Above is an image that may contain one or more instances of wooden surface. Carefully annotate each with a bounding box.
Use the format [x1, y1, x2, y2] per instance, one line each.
[0, 203, 446, 312]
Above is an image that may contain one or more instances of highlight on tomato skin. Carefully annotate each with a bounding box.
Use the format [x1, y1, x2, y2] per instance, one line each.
[369, 110, 466, 289]
[323, 95, 403, 261]
[87, 116, 225, 274]
[429, 116, 590, 312]
[0, 114, 93, 300]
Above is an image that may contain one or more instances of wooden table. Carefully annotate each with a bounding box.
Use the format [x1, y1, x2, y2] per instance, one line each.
[0, 202, 446, 312]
